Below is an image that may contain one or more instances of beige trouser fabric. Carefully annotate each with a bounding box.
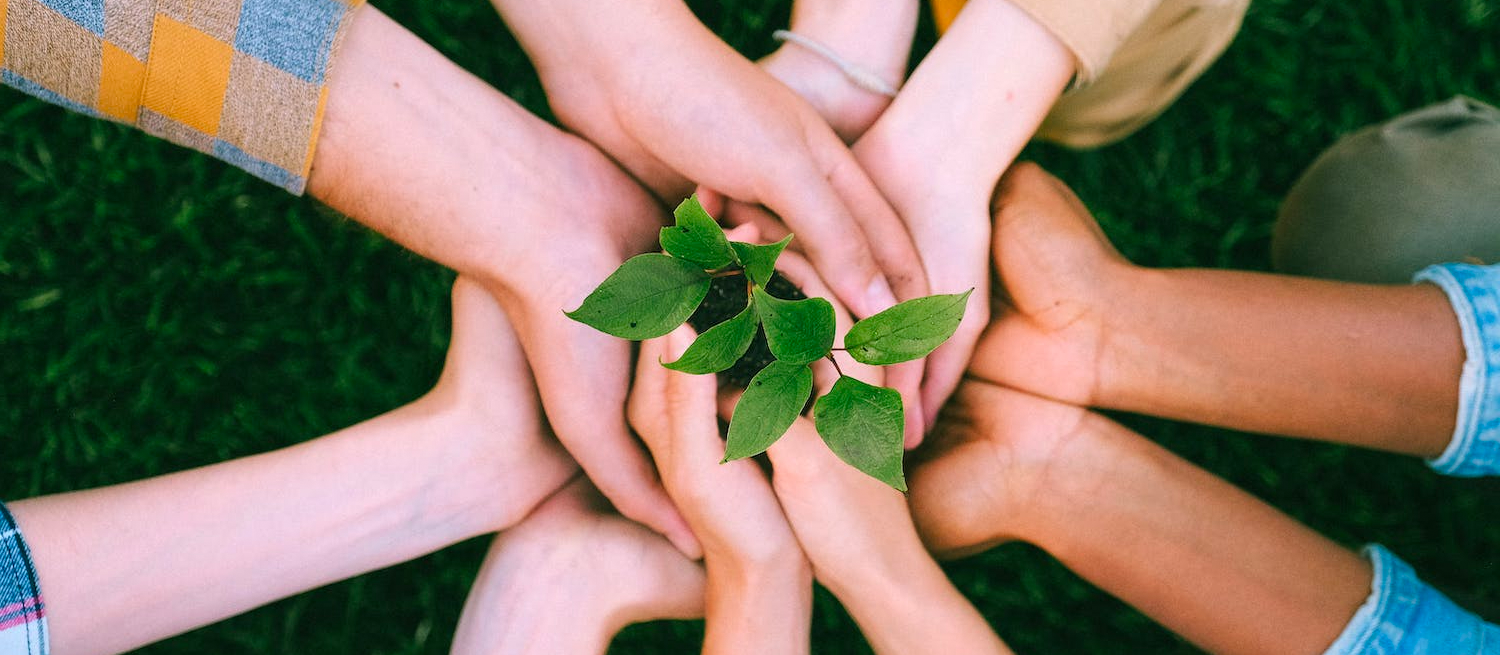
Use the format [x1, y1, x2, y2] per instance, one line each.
[1038, 0, 1250, 147]
[932, 0, 1250, 148]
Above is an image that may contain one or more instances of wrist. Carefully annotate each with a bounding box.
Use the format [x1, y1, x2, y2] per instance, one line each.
[412, 394, 573, 535]
[858, 0, 1073, 192]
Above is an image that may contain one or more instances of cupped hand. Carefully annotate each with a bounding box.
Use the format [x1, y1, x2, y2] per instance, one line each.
[477, 134, 702, 558]
[905, 379, 1096, 559]
[968, 162, 1135, 406]
[492, 0, 927, 323]
[628, 328, 804, 571]
[451, 477, 706, 655]
[424, 277, 579, 529]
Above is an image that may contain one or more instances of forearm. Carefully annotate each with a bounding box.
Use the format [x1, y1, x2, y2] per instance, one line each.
[1097, 267, 1462, 456]
[12, 398, 532, 655]
[1014, 412, 1370, 655]
[856, 0, 1074, 203]
[308, 7, 587, 284]
[703, 559, 813, 655]
[831, 552, 1009, 655]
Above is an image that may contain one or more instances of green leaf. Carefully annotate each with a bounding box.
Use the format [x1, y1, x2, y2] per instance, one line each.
[564, 254, 711, 339]
[725, 361, 813, 461]
[659, 196, 737, 269]
[730, 235, 793, 287]
[813, 377, 906, 491]
[845, 290, 974, 366]
[662, 304, 759, 374]
[753, 287, 834, 365]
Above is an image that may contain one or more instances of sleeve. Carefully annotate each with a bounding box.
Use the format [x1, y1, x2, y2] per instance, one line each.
[1414, 263, 1500, 477]
[1003, 0, 1159, 84]
[0, 0, 366, 194]
[1322, 545, 1500, 655]
[0, 503, 46, 655]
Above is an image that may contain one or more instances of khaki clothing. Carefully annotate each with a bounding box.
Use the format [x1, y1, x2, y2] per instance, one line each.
[930, 0, 1249, 147]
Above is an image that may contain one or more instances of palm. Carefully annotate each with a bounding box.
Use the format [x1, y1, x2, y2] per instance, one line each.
[907, 381, 1091, 558]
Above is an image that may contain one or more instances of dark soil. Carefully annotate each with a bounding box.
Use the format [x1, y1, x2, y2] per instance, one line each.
[687, 271, 806, 387]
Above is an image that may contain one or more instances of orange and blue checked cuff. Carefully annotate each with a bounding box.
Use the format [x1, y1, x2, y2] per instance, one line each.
[0, 0, 365, 194]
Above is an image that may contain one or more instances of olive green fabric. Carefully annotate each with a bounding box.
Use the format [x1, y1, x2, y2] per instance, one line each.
[1274, 96, 1500, 284]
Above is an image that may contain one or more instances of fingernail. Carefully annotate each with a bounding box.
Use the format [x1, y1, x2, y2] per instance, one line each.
[865, 278, 898, 315]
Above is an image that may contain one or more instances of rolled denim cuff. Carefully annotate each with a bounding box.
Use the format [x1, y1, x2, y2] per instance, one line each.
[0, 503, 47, 655]
[1322, 545, 1499, 655]
[1414, 263, 1500, 477]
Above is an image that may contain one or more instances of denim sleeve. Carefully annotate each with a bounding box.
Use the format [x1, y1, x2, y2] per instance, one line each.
[0, 503, 47, 655]
[1322, 545, 1499, 655]
[1414, 263, 1500, 477]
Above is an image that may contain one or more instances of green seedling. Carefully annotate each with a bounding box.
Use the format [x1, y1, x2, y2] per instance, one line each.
[566, 196, 970, 491]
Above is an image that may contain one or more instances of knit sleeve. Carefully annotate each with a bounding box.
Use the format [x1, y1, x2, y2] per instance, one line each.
[1, 0, 366, 194]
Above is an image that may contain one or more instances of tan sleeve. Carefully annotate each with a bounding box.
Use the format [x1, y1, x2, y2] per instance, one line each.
[1004, 0, 1162, 84]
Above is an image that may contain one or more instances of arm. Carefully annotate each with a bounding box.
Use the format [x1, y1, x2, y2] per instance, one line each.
[309, 7, 703, 555]
[908, 381, 1371, 655]
[759, 0, 920, 141]
[9, 278, 576, 655]
[976, 163, 1463, 457]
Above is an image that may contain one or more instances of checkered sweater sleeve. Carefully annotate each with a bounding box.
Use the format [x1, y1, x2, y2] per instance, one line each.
[0, 0, 366, 194]
[0, 504, 45, 655]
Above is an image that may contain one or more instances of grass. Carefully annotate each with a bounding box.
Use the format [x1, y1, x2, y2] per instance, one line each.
[2, 0, 1498, 652]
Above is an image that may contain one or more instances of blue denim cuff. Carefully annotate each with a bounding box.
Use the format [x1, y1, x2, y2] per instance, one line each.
[1414, 264, 1500, 477]
[0, 503, 47, 655]
[1322, 545, 1499, 655]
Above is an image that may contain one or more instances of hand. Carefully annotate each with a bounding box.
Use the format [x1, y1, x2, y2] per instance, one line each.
[906, 379, 1096, 558]
[757, 405, 1011, 654]
[630, 328, 813, 655]
[491, 0, 928, 322]
[835, 0, 1076, 429]
[629, 329, 805, 571]
[474, 134, 708, 557]
[451, 477, 706, 655]
[967, 162, 1133, 406]
[306, 8, 698, 555]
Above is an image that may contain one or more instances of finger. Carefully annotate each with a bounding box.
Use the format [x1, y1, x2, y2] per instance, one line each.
[816, 138, 930, 304]
[519, 313, 703, 559]
[759, 152, 897, 319]
[918, 296, 988, 432]
[445, 277, 528, 384]
[630, 336, 671, 453]
[720, 200, 792, 243]
[655, 327, 727, 470]
[694, 185, 728, 219]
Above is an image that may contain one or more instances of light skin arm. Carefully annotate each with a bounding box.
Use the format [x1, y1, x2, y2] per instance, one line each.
[307, 6, 701, 556]
[975, 163, 1462, 457]
[759, 0, 920, 141]
[909, 381, 1372, 655]
[11, 278, 577, 655]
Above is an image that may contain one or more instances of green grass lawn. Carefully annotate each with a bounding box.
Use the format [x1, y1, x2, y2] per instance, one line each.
[2, 1, 1498, 652]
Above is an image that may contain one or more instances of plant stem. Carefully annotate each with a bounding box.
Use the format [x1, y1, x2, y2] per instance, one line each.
[825, 354, 845, 377]
[711, 269, 745, 279]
